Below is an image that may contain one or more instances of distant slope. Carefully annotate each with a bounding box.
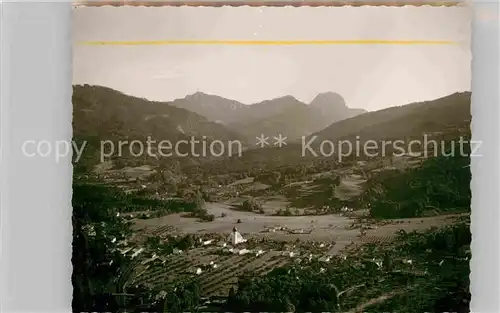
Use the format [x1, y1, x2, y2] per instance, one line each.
[73, 85, 243, 142]
[72, 85, 245, 169]
[311, 92, 471, 143]
[309, 92, 368, 127]
[361, 139, 471, 219]
[229, 96, 316, 141]
[227, 93, 367, 142]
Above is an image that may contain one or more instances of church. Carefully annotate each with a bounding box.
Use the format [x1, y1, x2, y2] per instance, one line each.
[227, 227, 247, 245]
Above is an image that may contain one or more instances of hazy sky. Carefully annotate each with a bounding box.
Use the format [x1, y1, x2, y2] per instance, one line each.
[73, 6, 471, 111]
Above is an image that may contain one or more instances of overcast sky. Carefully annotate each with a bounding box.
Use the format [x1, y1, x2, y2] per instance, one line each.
[73, 6, 471, 111]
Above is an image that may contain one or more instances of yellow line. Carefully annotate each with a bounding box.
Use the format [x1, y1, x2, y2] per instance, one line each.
[80, 39, 457, 46]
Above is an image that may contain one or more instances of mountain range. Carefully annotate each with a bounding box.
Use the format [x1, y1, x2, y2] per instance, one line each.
[73, 85, 242, 144]
[169, 91, 367, 142]
[200, 91, 471, 173]
[73, 85, 471, 171]
[73, 85, 368, 145]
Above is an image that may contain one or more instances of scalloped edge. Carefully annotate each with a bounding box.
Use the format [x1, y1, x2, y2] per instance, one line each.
[73, 1, 468, 8]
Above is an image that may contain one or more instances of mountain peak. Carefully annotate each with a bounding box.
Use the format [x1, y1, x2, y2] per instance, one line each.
[186, 91, 211, 99]
[257, 95, 300, 104]
[170, 91, 246, 124]
[309, 92, 347, 108]
[279, 95, 298, 101]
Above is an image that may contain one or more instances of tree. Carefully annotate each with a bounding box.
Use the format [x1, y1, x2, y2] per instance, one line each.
[227, 287, 237, 309]
[200, 213, 215, 222]
[170, 181, 178, 195]
[163, 280, 202, 313]
[242, 198, 262, 213]
[255, 171, 281, 185]
[193, 192, 205, 212]
[284, 297, 295, 312]
[72, 184, 134, 312]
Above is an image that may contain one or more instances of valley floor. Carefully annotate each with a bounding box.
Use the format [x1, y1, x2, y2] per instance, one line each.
[130, 207, 466, 298]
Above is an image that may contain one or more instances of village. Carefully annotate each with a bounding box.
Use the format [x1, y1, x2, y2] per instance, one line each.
[111, 203, 465, 300]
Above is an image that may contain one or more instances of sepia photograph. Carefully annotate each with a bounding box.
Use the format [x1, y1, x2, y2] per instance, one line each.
[72, 4, 472, 312]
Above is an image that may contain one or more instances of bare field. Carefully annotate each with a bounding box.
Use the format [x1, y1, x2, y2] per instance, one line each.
[134, 202, 355, 239]
[135, 203, 465, 243]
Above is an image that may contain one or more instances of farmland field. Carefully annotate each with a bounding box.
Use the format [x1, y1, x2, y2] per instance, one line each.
[127, 207, 465, 298]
